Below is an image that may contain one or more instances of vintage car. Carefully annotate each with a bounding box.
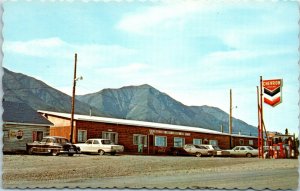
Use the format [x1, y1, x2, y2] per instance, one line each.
[75, 138, 124, 155]
[183, 144, 214, 157]
[226, 146, 258, 157]
[200, 144, 230, 156]
[26, 136, 81, 156]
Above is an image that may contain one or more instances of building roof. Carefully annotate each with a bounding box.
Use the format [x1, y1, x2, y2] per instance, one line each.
[3, 101, 53, 126]
[39, 110, 257, 138]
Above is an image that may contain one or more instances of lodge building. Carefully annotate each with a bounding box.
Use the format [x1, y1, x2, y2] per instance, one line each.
[39, 110, 258, 154]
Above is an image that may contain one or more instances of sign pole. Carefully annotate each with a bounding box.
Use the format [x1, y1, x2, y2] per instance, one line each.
[257, 86, 261, 158]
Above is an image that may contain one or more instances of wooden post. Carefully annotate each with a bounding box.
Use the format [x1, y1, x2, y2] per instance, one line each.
[257, 86, 261, 158]
[260, 76, 264, 157]
[70, 53, 77, 143]
[229, 89, 232, 148]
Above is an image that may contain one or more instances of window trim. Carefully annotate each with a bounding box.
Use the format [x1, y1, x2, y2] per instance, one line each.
[174, 137, 185, 148]
[77, 130, 87, 143]
[209, 139, 218, 146]
[102, 131, 119, 144]
[193, 138, 202, 145]
[133, 134, 147, 147]
[239, 139, 244, 145]
[155, 136, 167, 147]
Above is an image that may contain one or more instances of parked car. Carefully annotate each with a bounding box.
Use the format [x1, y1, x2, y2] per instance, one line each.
[226, 146, 258, 157]
[200, 144, 230, 156]
[183, 144, 214, 157]
[26, 136, 81, 156]
[168, 147, 190, 156]
[75, 139, 124, 155]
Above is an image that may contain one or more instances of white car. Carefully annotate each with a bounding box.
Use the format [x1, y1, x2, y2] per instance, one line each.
[226, 146, 258, 157]
[200, 144, 230, 156]
[75, 139, 124, 155]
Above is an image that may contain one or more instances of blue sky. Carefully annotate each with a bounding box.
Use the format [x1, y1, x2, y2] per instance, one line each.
[3, 1, 299, 136]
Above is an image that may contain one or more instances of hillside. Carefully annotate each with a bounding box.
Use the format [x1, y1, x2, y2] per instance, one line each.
[77, 84, 257, 135]
[3, 67, 257, 135]
[3, 67, 106, 116]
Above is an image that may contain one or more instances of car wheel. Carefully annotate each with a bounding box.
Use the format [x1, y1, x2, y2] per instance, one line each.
[98, 150, 105, 156]
[196, 152, 202, 157]
[28, 147, 34, 155]
[110, 152, 116, 156]
[68, 153, 74, 156]
[51, 149, 59, 156]
[246, 153, 252, 158]
[173, 151, 179, 156]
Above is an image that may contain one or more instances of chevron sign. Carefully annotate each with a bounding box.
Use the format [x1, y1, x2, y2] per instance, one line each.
[263, 79, 283, 107]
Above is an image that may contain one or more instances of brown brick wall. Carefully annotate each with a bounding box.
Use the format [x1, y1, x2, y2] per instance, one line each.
[46, 115, 258, 154]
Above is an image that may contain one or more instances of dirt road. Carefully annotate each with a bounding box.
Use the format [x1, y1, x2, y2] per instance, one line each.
[3, 154, 299, 189]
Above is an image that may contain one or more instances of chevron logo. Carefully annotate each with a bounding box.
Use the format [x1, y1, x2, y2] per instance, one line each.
[263, 79, 282, 107]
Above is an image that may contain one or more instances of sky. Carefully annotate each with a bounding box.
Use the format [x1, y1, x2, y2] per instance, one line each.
[2, 1, 299, 136]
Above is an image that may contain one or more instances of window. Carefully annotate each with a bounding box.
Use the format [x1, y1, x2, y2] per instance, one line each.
[32, 131, 43, 142]
[78, 130, 87, 143]
[133, 134, 147, 147]
[174, 137, 185, 147]
[240, 147, 245, 150]
[239, 139, 244, 145]
[102, 132, 118, 144]
[193, 139, 202, 145]
[101, 139, 113, 145]
[249, 140, 254, 145]
[209, 140, 218, 146]
[93, 140, 100, 144]
[155, 136, 167, 147]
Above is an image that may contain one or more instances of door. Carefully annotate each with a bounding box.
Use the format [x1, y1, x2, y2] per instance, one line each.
[91, 140, 101, 152]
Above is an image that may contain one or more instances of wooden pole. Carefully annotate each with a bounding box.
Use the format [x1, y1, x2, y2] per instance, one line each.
[70, 53, 77, 143]
[260, 76, 264, 157]
[257, 86, 261, 158]
[229, 89, 232, 148]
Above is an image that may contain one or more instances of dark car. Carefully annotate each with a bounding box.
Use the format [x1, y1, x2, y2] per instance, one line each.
[168, 147, 190, 156]
[26, 136, 81, 156]
[168, 144, 214, 157]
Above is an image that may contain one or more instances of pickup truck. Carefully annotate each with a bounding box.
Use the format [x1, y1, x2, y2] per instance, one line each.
[75, 138, 124, 155]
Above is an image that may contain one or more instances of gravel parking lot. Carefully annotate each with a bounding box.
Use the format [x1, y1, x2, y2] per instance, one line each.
[3, 154, 299, 189]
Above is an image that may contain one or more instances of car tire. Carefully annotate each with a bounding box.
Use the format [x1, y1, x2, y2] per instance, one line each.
[28, 147, 34, 155]
[68, 153, 74, 156]
[98, 150, 105, 156]
[196, 152, 202, 157]
[246, 153, 252, 158]
[110, 152, 116, 156]
[173, 151, 179, 156]
[51, 149, 59, 156]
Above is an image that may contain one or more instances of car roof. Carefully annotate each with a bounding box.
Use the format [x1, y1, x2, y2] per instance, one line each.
[44, 136, 68, 139]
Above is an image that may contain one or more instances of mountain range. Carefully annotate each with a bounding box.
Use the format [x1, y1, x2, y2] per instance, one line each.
[3, 67, 257, 135]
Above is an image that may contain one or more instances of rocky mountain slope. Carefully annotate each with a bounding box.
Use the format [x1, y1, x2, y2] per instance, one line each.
[77, 84, 257, 135]
[4, 67, 257, 135]
[3, 67, 106, 116]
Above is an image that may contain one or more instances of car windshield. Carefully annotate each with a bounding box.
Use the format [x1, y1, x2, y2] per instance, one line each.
[85, 140, 93, 144]
[247, 146, 254, 150]
[102, 140, 113, 145]
[40, 138, 47, 143]
[213, 146, 221, 150]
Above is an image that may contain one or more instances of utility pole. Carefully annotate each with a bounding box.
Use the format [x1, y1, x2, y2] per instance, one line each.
[259, 76, 264, 158]
[70, 53, 77, 143]
[229, 89, 232, 148]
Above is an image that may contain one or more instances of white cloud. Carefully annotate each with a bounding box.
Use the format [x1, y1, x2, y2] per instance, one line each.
[4, 38, 137, 67]
[117, 1, 221, 35]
